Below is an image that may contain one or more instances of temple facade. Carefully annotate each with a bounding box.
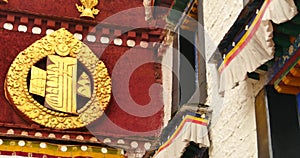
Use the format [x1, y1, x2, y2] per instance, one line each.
[1, 0, 300, 157]
[155, 0, 300, 157]
[205, 0, 300, 157]
[0, 0, 167, 157]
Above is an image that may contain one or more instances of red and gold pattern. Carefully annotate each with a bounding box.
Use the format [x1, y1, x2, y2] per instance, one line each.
[4, 28, 111, 129]
[0, 138, 124, 158]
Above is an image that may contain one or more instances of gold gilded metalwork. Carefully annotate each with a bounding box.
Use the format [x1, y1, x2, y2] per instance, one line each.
[29, 66, 47, 97]
[45, 55, 77, 114]
[5, 28, 111, 129]
[77, 72, 92, 98]
[76, 0, 99, 19]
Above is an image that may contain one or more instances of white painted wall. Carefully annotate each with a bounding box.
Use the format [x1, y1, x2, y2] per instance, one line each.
[209, 80, 258, 158]
[202, 0, 260, 157]
[162, 45, 173, 127]
[203, 0, 244, 120]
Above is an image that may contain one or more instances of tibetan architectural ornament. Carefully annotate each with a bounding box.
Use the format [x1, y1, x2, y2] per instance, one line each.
[76, 0, 99, 19]
[4, 28, 111, 129]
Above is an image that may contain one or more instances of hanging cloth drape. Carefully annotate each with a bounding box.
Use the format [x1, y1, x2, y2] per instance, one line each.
[219, 0, 297, 93]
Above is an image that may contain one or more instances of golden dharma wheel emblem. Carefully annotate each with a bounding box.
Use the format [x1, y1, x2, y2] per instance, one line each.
[4, 28, 111, 129]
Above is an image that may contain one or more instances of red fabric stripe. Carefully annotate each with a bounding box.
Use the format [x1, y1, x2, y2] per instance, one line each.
[220, 0, 272, 72]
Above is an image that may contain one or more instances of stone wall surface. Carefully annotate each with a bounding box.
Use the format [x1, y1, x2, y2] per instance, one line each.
[209, 81, 258, 158]
[203, 0, 243, 119]
[203, 0, 260, 157]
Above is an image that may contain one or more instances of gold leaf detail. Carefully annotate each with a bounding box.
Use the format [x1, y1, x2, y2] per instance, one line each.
[4, 28, 111, 129]
[76, 0, 99, 19]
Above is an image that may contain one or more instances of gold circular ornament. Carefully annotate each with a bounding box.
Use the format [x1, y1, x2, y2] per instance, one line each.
[5, 28, 111, 129]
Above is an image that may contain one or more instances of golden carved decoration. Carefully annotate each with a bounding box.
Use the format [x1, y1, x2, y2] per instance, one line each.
[29, 66, 47, 97]
[2, 0, 8, 3]
[77, 72, 92, 98]
[76, 0, 99, 19]
[45, 55, 78, 114]
[5, 28, 111, 129]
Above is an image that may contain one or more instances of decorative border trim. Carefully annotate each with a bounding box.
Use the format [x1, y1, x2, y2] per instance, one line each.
[0, 138, 124, 158]
[0, 10, 157, 49]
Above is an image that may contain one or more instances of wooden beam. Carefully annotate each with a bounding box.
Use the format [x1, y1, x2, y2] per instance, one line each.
[282, 73, 300, 87]
[274, 84, 300, 95]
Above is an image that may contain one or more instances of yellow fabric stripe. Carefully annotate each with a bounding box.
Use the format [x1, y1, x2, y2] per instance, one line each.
[219, 0, 271, 71]
[157, 115, 208, 151]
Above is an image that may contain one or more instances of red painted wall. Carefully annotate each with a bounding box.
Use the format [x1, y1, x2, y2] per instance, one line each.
[0, 0, 148, 27]
[0, 0, 164, 140]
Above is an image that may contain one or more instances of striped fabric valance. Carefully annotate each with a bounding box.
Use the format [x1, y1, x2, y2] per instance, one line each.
[219, 0, 297, 93]
[153, 113, 209, 158]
